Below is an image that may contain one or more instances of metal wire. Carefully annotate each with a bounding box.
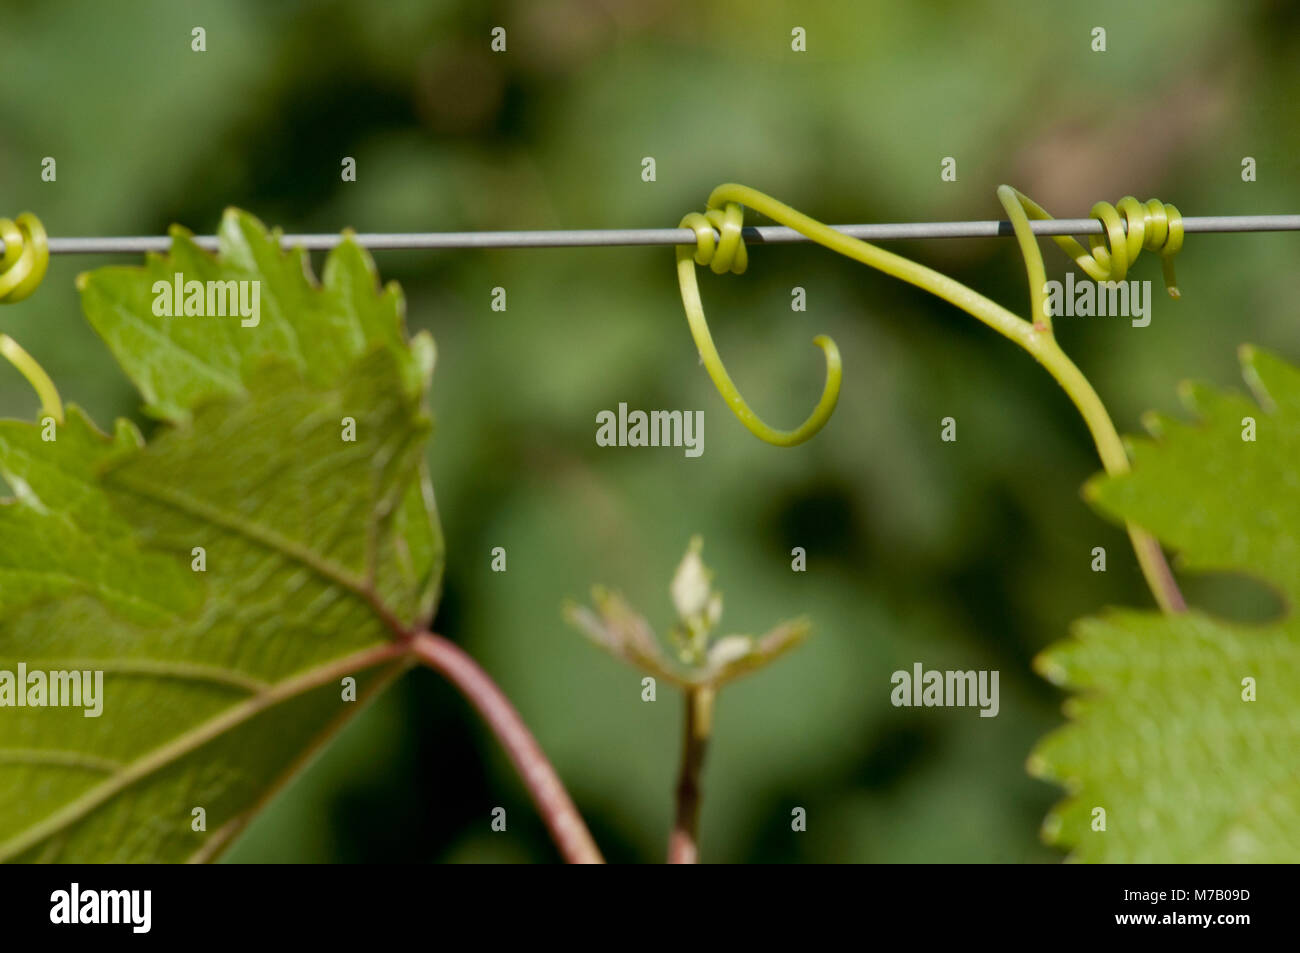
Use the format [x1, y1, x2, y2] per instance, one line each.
[3, 215, 1298, 255]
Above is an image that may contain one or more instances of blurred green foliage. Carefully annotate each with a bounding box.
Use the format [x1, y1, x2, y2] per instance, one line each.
[1, 0, 1296, 862]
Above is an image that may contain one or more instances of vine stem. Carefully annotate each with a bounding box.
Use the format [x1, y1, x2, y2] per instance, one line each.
[1022, 334, 1186, 612]
[668, 685, 714, 864]
[409, 632, 604, 864]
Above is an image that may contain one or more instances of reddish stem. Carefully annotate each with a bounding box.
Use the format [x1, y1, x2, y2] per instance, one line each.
[668, 686, 713, 864]
[410, 632, 604, 864]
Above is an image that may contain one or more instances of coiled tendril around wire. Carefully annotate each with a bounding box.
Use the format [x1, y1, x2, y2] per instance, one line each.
[1082, 197, 1184, 295]
[0, 213, 50, 304]
[999, 188, 1185, 326]
[0, 212, 62, 422]
[675, 200, 841, 447]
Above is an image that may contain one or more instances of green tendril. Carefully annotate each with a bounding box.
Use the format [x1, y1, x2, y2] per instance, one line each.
[996, 184, 1185, 613]
[0, 334, 63, 424]
[0, 213, 50, 304]
[999, 187, 1184, 307]
[0, 211, 62, 422]
[675, 202, 840, 446]
[677, 183, 1186, 613]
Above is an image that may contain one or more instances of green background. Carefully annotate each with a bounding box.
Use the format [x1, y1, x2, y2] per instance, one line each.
[1, 0, 1296, 862]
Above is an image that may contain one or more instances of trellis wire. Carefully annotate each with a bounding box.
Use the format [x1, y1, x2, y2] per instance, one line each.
[5, 215, 1298, 255]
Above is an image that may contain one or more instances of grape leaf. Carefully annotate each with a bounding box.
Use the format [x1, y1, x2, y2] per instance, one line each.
[1029, 345, 1300, 862]
[78, 210, 425, 422]
[0, 213, 442, 861]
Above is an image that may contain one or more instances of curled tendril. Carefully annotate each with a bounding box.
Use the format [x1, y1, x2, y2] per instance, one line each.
[675, 199, 841, 447]
[674, 183, 1185, 615]
[0, 212, 62, 423]
[0, 213, 50, 304]
[998, 186, 1185, 328]
[1086, 196, 1184, 295]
